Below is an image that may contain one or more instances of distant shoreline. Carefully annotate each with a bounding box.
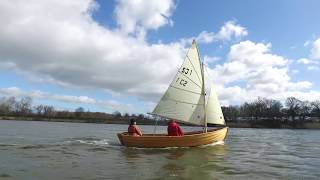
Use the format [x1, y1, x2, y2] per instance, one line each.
[1, 116, 320, 129]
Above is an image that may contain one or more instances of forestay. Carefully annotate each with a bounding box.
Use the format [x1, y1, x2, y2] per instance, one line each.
[152, 41, 205, 125]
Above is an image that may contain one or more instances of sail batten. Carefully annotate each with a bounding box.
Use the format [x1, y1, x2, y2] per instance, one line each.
[163, 98, 205, 106]
[169, 85, 202, 95]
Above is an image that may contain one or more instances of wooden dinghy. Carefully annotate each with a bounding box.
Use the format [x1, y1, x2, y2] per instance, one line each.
[118, 40, 228, 148]
[118, 127, 228, 148]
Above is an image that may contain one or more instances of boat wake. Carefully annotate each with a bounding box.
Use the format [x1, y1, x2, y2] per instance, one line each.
[126, 141, 225, 150]
[1, 137, 121, 151]
[60, 137, 121, 148]
[200, 141, 225, 147]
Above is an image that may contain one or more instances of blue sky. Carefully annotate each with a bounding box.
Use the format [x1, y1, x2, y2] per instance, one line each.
[0, 0, 320, 114]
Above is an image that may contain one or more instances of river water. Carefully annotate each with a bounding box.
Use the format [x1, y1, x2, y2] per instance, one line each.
[0, 120, 319, 180]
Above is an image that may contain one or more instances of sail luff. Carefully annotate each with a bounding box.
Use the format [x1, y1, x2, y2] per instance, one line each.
[194, 40, 208, 131]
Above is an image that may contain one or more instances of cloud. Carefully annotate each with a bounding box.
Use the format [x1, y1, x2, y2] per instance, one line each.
[207, 40, 314, 105]
[0, 0, 184, 102]
[190, 21, 248, 44]
[0, 87, 95, 103]
[216, 21, 248, 41]
[0, 87, 139, 113]
[203, 55, 220, 66]
[304, 40, 310, 47]
[297, 58, 313, 64]
[311, 38, 320, 60]
[307, 66, 320, 71]
[115, 0, 175, 37]
[0, 1, 318, 111]
[0, 0, 251, 105]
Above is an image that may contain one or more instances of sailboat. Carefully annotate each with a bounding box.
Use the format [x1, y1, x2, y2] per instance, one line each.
[117, 40, 228, 148]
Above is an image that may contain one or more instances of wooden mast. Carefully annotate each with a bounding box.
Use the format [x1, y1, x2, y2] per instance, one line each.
[201, 62, 207, 133]
[193, 39, 207, 133]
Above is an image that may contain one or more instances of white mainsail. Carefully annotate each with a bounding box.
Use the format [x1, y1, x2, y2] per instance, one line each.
[206, 83, 225, 125]
[152, 41, 205, 125]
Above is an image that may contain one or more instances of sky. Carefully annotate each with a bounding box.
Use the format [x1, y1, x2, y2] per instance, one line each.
[1, 0, 320, 114]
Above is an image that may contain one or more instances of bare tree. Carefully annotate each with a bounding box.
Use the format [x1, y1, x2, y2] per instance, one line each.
[311, 100, 320, 117]
[43, 105, 55, 117]
[285, 97, 301, 121]
[34, 104, 44, 115]
[16, 97, 32, 115]
[0, 97, 17, 115]
[299, 101, 312, 121]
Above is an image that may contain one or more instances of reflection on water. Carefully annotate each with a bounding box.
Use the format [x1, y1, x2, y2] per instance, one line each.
[0, 120, 320, 180]
[119, 144, 227, 180]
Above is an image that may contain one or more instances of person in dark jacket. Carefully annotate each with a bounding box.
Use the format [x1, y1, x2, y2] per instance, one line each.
[128, 119, 142, 136]
[167, 120, 184, 136]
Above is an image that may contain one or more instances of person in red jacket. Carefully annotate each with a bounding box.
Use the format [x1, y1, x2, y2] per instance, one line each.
[167, 120, 184, 136]
[128, 119, 142, 136]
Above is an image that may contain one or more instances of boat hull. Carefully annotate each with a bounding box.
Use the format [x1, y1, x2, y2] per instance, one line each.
[117, 127, 228, 148]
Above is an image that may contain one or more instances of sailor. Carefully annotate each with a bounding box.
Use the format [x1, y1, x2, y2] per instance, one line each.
[128, 119, 142, 136]
[167, 120, 184, 136]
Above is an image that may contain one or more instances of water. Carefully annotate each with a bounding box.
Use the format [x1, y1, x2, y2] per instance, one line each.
[0, 120, 320, 180]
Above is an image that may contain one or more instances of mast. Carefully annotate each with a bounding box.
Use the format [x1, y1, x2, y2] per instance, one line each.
[201, 62, 207, 132]
[194, 40, 207, 132]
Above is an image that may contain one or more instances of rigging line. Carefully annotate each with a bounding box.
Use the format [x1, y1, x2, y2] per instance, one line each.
[186, 55, 202, 83]
[165, 98, 205, 105]
[203, 63, 213, 83]
[177, 71, 202, 89]
[170, 85, 202, 95]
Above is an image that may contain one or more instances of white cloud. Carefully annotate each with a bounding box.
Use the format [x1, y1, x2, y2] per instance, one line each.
[0, 87, 139, 113]
[203, 55, 220, 66]
[307, 66, 320, 71]
[297, 58, 313, 64]
[0, 1, 318, 111]
[195, 31, 215, 44]
[0, 0, 184, 102]
[311, 38, 320, 60]
[190, 21, 248, 44]
[115, 0, 175, 37]
[0, 87, 96, 104]
[207, 40, 314, 105]
[216, 21, 248, 41]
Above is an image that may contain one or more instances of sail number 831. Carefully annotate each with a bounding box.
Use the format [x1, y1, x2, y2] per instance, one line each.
[182, 67, 192, 75]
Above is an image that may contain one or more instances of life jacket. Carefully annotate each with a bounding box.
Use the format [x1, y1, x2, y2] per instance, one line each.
[167, 121, 184, 136]
[128, 125, 142, 136]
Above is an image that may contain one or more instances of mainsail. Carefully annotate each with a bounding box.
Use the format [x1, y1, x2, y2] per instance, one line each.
[152, 40, 205, 125]
[152, 40, 225, 126]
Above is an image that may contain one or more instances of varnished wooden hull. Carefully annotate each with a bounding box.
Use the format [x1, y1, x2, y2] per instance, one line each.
[117, 127, 228, 148]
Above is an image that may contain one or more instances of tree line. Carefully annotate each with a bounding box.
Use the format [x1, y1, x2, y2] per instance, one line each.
[222, 97, 320, 128]
[0, 96, 151, 124]
[1, 95, 320, 127]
